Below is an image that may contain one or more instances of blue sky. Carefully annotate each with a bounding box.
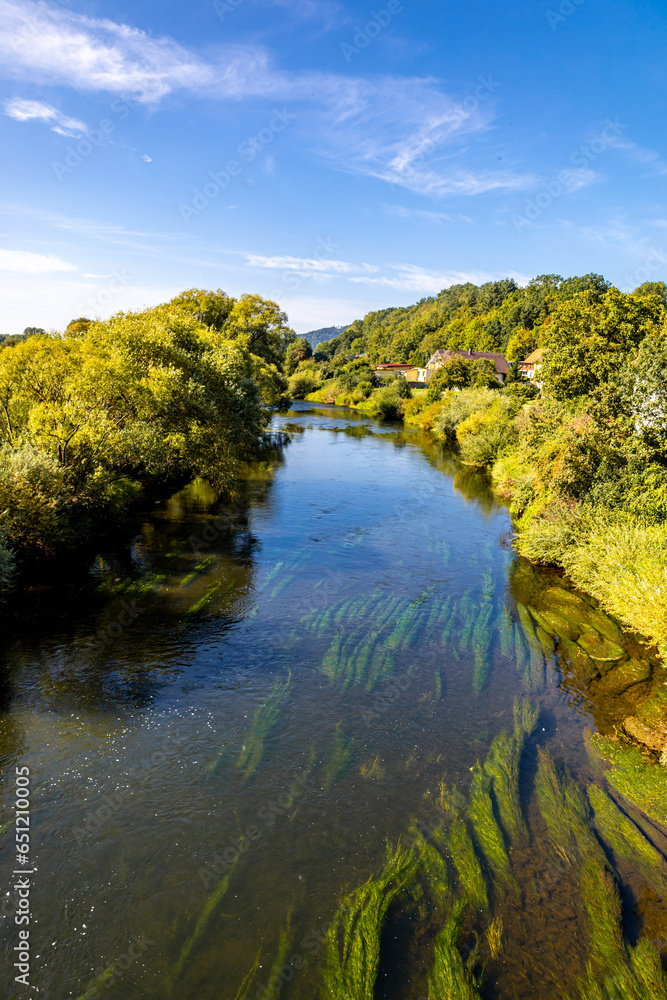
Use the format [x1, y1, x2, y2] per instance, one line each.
[1, 0, 666, 335]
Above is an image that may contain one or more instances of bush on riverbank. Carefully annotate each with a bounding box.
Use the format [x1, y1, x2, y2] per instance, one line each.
[0, 291, 295, 591]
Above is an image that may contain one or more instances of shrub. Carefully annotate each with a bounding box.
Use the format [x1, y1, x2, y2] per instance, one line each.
[433, 388, 498, 440]
[288, 370, 320, 399]
[372, 385, 404, 420]
[0, 524, 15, 595]
[456, 396, 519, 466]
[560, 513, 667, 646]
[0, 445, 75, 553]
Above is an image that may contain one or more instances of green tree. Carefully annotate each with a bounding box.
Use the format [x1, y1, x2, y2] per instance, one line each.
[285, 337, 312, 375]
[540, 288, 665, 400]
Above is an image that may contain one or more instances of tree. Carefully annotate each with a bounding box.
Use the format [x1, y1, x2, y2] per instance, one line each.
[65, 318, 92, 338]
[285, 337, 312, 375]
[540, 288, 665, 400]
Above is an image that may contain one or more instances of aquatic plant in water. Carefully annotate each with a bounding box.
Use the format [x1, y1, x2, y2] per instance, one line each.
[410, 825, 452, 907]
[447, 816, 489, 912]
[586, 731, 667, 827]
[427, 898, 483, 1000]
[170, 838, 246, 985]
[236, 672, 291, 780]
[587, 783, 667, 896]
[483, 698, 538, 845]
[468, 764, 518, 895]
[324, 722, 354, 791]
[322, 842, 418, 1000]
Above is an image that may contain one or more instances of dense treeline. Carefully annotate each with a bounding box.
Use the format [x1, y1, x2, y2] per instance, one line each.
[0, 289, 296, 591]
[297, 275, 667, 656]
[313, 273, 627, 366]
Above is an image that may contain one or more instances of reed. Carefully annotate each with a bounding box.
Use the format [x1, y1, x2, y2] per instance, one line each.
[322, 842, 418, 1000]
[237, 672, 291, 780]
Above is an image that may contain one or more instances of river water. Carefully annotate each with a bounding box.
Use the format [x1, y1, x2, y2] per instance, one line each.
[0, 402, 665, 1000]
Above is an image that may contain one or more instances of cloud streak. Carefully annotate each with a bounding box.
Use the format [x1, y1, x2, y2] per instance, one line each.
[3, 96, 86, 136]
[0, 248, 77, 273]
[0, 0, 532, 199]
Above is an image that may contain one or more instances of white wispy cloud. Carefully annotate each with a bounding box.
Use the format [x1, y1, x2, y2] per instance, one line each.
[349, 263, 530, 294]
[382, 204, 476, 225]
[614, 139, 667, 176]
[246, 253, 379, 274]
[3, 97, 86, 136]
[0, 0, 530, 199]
[0, 248, 77, 273]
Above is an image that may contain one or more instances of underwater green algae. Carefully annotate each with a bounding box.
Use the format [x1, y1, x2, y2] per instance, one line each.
[483, 698, 539, 845]
[587, 783, 667, 898]
[427, 898, 483, 1000]
[447, 816, 489, 912]
[468, 764, 518, 895]
[236, 672, 291, 780]
[170, 839, 246, 986]
[322, 842, 418, 1000]
[586, 732, 667, 827]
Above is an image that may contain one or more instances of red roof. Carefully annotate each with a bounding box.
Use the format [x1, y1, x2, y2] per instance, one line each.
[427, 350, 509, 375]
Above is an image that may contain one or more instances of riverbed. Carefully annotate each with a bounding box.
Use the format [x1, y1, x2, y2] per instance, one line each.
[0, 402, 665, 1000]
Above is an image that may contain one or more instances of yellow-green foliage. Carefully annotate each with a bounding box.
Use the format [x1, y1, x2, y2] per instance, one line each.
[560, 514, 667, 646]
[456, 396, 518, 467]
[586, 732, 667, 827]
[323, 843, 418, 1000]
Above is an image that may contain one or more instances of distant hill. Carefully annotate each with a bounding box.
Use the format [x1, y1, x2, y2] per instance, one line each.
[298, 325, 349, 351]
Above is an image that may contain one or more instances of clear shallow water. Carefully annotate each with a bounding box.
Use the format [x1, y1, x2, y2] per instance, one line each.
[0, 402, 665, 1000]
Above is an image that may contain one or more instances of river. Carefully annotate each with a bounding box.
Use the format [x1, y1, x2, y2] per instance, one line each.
[0, 402, 665, 1000]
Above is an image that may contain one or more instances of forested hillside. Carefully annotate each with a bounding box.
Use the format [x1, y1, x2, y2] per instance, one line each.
[314, 274, 632, 366]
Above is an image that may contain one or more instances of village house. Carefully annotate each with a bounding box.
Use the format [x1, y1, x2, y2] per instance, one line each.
[519, 348, 547, 383]
[426, 349, 510, 384]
